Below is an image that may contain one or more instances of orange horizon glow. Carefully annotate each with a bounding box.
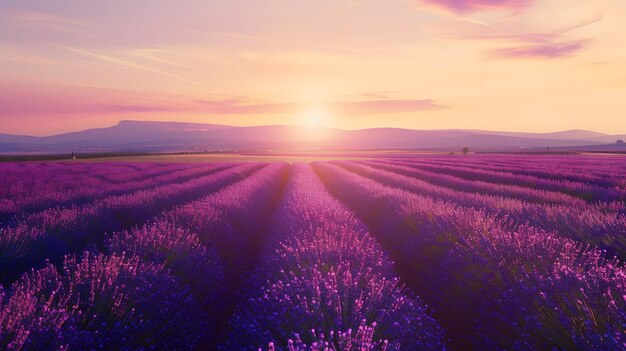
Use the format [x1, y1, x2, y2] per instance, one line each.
[1, 0, 625, 136]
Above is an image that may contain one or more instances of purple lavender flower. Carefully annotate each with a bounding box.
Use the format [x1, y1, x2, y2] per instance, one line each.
[1, 252, 207, 350]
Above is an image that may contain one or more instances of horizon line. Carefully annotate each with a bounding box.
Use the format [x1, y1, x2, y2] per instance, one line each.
[2, 119, 625, 138]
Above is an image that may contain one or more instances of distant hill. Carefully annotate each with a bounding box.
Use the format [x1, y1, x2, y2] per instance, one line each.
[1, 120, 625, 153]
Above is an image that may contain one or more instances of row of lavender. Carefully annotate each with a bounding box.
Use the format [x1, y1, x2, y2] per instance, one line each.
[340, 161, 626, 257]
[0, 162, 217, 223]
[393, 155, 626, 184]
[225, 164, 446, 350]
[397, 156, 626, 188]
[389, 157, 626, 202]
[105, 162, 289, 346]
[312, 160, 626, 350]
[0, 162, 289, 350]
[0, 162, 262, 284]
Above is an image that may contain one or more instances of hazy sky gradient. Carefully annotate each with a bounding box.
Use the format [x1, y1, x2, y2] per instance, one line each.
[1, 0, 625, 135]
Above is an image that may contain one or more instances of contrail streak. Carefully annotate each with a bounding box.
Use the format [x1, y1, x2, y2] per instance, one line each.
[460, 17, 506, 34]
[50, 42, 215, 90]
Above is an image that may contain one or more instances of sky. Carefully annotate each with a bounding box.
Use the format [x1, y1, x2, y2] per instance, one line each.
[1, 0, 625, 136]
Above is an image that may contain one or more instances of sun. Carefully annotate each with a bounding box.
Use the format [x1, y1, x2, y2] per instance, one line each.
[298, 106, 330, 128]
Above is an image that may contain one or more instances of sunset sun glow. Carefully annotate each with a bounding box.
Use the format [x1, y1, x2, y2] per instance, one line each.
[298, 106, 331, 129]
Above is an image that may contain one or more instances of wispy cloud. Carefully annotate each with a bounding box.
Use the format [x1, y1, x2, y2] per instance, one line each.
[128, 48, 187, 67]
[446, 12, 603, 59]
[193, 99, 447, 115]
[6, 10, 98, 31]
[417, 0, 532, 14]
[86, 104, 178, 114]
[416, 0, 603, 60]
[49, 42, 216, 89]
[336, 99, 447, 115]
[0, 99, 176, 116]
[0, 79, 445, 119]
[0, 46, 67, 65]
[0, 82, 185, 117]
[489, 39, 588, 58]
[188, 29, 276, 43]
[478, 14, 602, 59]
[554, 12, 605, 35]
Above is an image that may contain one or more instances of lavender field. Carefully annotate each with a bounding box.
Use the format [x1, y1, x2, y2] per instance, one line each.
[0, 156, 625, 351]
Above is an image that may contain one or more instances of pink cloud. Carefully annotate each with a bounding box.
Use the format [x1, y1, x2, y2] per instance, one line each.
[335, 100, 446, 115]
[489, 39, 588, 59]
[471, 32, 589, 59]
[193, 100, 296, 114]
[462, 15, 603, 59]
[194, 99, 447, 115]
[419, 0, 532, 13]
[0, 83, 181, 118]
[0, 98, 177, 116]
[0, 81, 446, 119]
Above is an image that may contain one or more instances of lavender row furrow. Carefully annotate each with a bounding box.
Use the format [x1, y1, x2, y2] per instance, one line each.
[0, 163, 230, 223]
[398, 157, 625, 187]
[0, 162, 191, 201]
[368, 160, 588, 206]
[312, 161, 626, 351]
[339, 161, 626, 257]
[167, 162, 289, 276]
[226, 163, 446, 350]
[0, 163, 287, 350]
[0, 252, 208, 350]
[0, 163, 259, 285]
[119, 162, 289, 346]
[396, 156, 625, 181]
[391, 159, 624, 202]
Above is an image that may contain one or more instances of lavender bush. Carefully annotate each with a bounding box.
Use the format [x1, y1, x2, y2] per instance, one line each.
[1, 252, 207, 351]
[228, 164, 445, 350]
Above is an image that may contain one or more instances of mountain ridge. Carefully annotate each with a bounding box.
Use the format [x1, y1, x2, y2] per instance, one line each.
[1, 120, 625, 153]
